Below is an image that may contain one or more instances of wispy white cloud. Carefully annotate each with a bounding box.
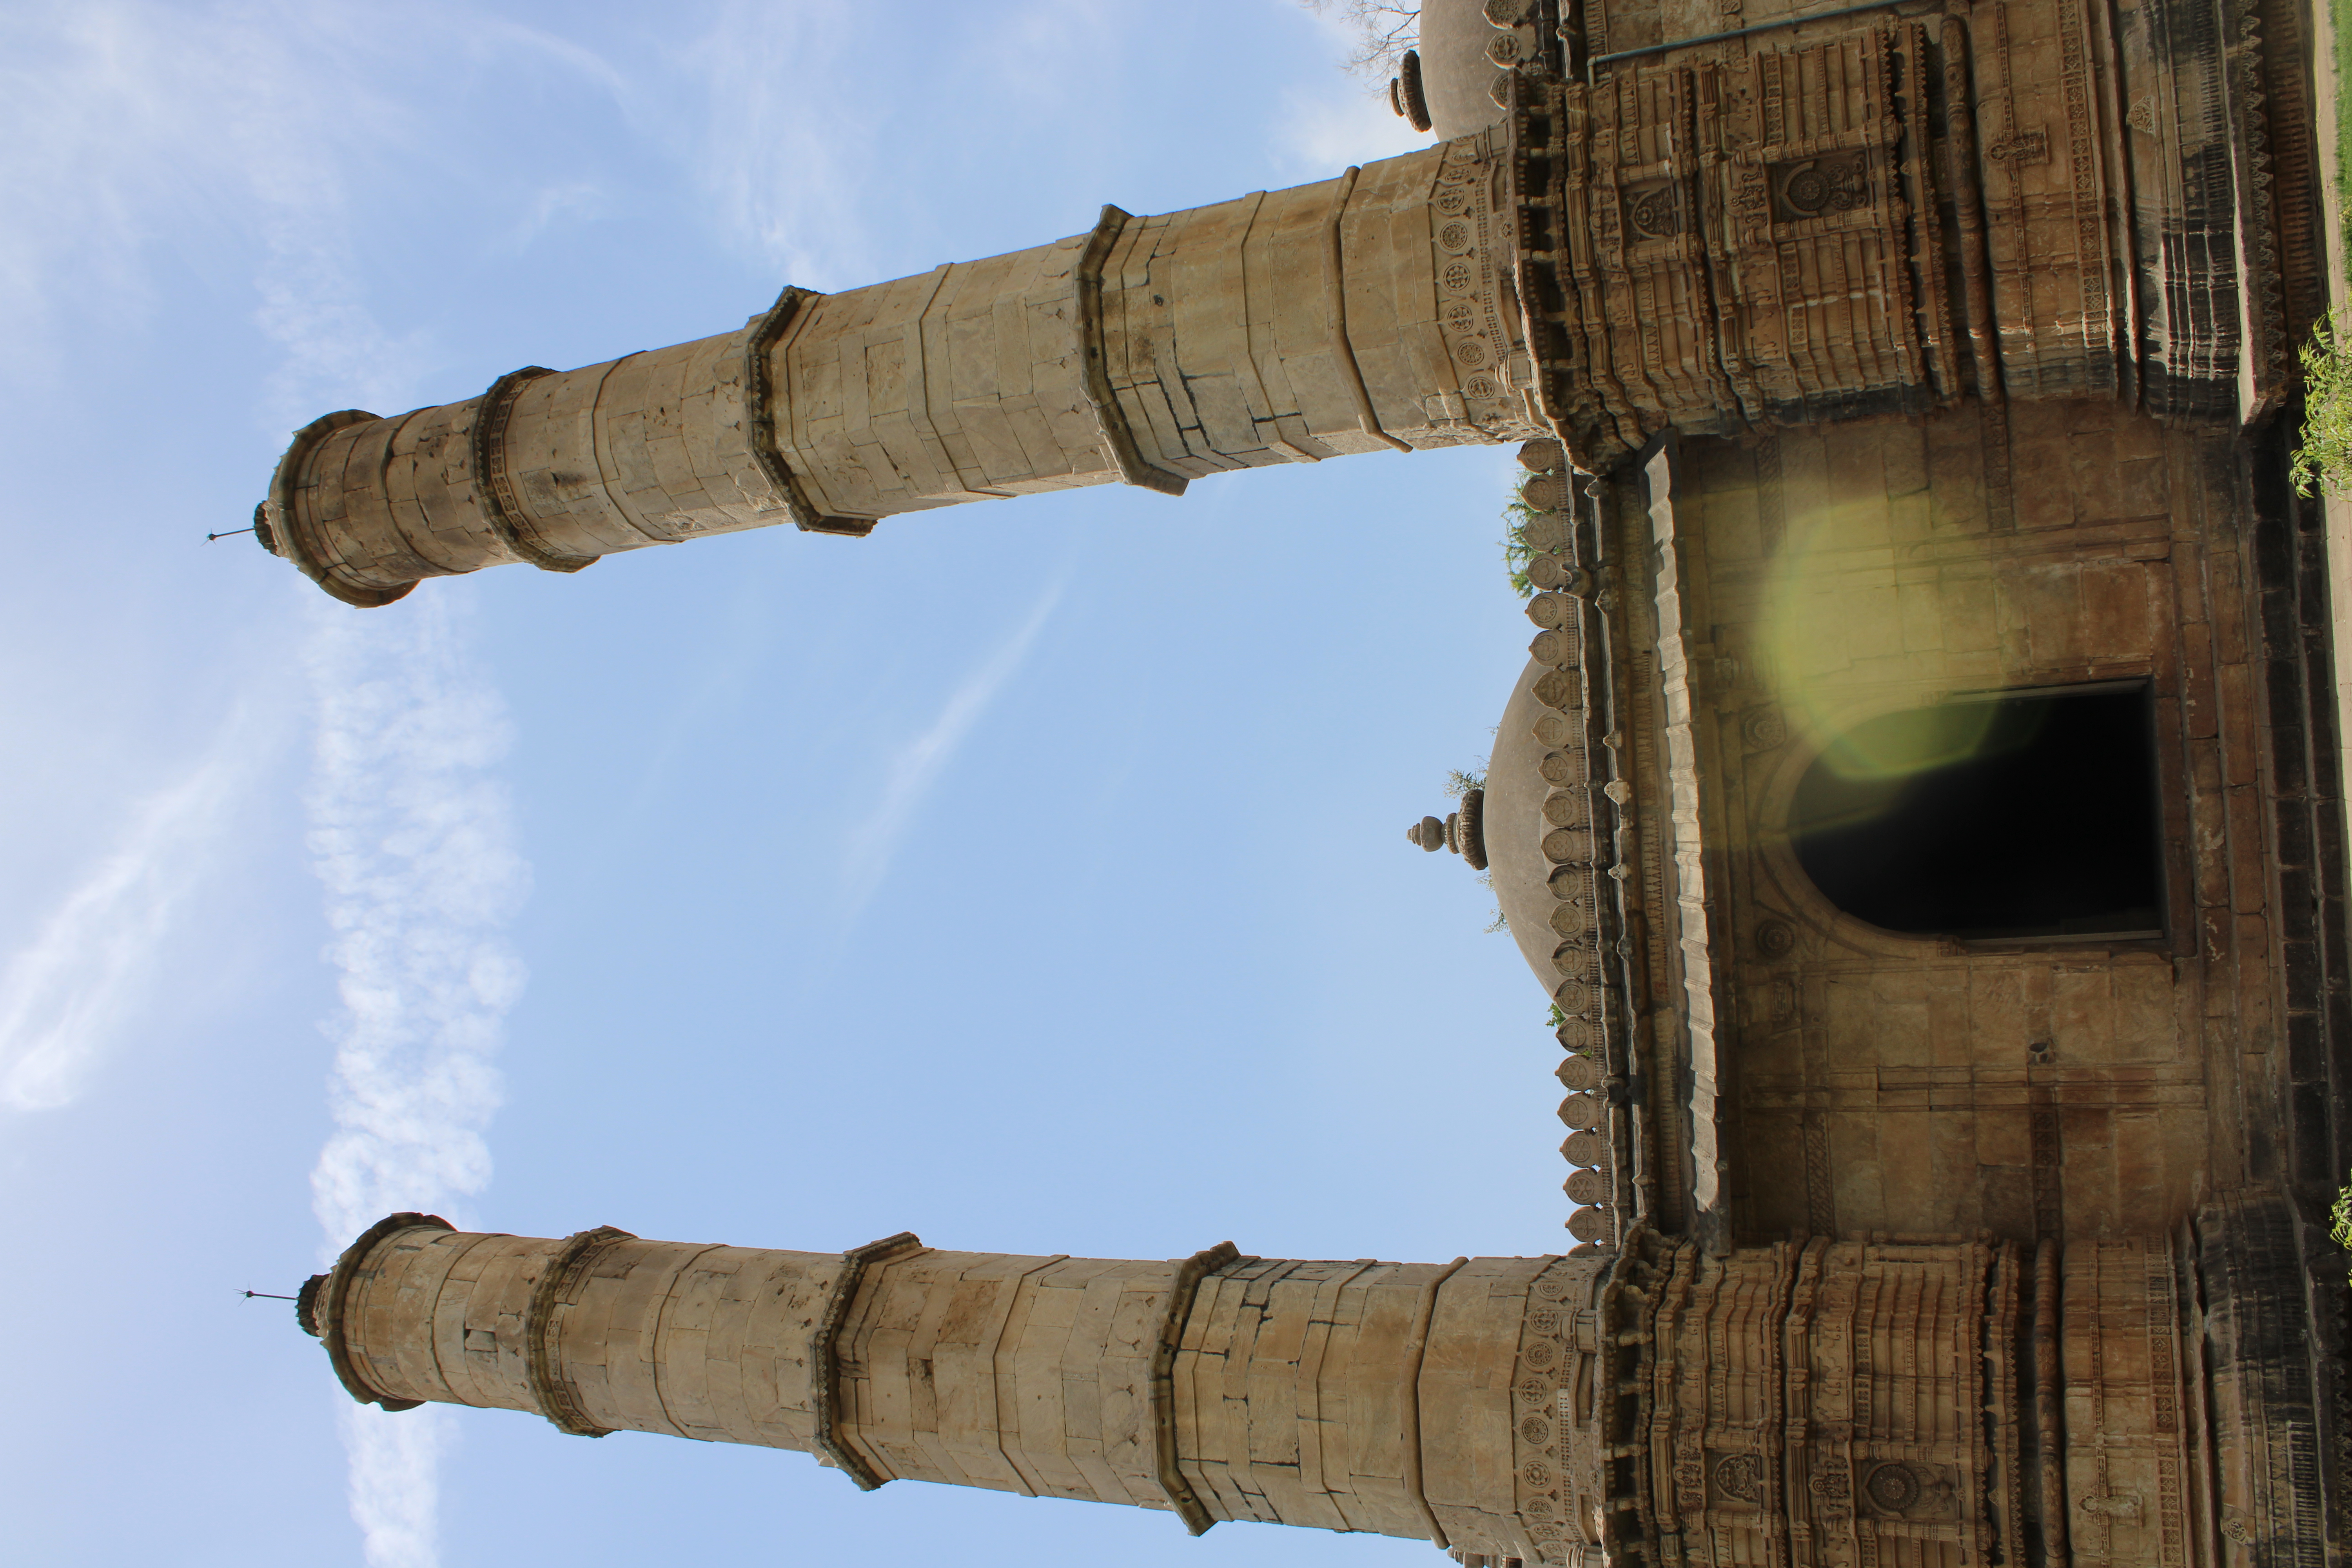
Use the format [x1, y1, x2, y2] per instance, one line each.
[0, 722, 253, 1112]
[841, 579, 1064, 916]
[686, 0, 1120, 287]
[0, 1, 624, 416]
[0, 7, 572, 1558]
[688, 0, 868, 286]
[305, 593, 525, 1568]
[498, 181, 609, 256]
[305, 595, 524, 1245]
[339, 1404, 450, 1568]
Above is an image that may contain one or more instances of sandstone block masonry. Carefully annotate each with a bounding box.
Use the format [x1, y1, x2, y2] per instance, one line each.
[256, 0, 2281, 605]
[258, 143, 1548, 606]
[304, 1209, 2309, 1568]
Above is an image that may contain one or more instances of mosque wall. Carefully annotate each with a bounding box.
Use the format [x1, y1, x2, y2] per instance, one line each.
[1619, 404, 2306, 1245]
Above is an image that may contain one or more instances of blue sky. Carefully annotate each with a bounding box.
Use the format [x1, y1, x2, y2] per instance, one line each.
[0, 4, 1565, 1564]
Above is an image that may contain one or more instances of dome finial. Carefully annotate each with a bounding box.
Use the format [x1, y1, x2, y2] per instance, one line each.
[1405, 791, 1487, 869]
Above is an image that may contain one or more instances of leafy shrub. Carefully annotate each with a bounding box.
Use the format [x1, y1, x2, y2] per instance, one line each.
[2333, 1177, 2350, 1285]
[2291, 312, 2352, 498]
[1502, 483, 1543, 599]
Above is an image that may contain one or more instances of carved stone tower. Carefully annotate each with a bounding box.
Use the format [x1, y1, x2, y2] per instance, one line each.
[254, 0, 2278, 606]
[303, 1208, 2304, 1566]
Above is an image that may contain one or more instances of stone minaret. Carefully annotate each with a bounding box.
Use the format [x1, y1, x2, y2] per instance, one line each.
[258, 149, 1548, 606]
[307, 1211, 2236, 1568]
[256, 0, 2268, 605]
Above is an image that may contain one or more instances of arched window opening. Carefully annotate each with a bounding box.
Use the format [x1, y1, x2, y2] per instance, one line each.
[1788, 685, 2165, 941]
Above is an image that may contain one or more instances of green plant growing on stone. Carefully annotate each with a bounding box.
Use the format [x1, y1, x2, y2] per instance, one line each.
[2291, 312, 2352, 498]
[1501, 468, 1568, 599]
[2333, 1176, 2351, 1286]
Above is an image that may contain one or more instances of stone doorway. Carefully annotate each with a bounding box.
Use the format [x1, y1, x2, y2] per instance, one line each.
[1788, 684, 2165, 941]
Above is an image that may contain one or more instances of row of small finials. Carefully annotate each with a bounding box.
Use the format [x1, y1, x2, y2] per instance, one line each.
[1518, 439, 1622, 1253]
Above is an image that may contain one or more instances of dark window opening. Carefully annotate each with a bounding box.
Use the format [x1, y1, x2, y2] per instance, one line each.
[1788, 686, 2165, 941]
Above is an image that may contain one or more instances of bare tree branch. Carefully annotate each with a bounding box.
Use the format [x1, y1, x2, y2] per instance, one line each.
[1300, 1, 1422, 82]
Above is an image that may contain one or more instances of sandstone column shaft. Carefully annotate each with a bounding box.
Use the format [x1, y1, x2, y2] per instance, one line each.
[263, 137, 1546, 605]
[309, 1213, 2237, 1564]
[308, 1215, 1602, 1557]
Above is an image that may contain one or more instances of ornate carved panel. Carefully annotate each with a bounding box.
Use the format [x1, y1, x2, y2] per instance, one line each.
[1415, 136, 1550, 446]
[1587, 1232, 2027, 1568]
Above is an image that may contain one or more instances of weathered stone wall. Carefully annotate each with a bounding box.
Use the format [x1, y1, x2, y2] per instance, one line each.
[1169, 1256, 1464, 1539]
[1619, 403, 2279, 1245]
[826, 1247, 1192, 1507]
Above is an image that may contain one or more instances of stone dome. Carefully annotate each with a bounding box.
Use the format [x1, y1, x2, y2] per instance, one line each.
[1415, 0, 1517, 140]
[1484, 653, 1573, 991]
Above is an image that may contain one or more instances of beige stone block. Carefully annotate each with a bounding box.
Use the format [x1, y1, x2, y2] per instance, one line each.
[1969, 966, 2029, 1065]
[2017, 563, 2086, 667]
[2226, 786, 2267, 913]
[1828, 1113, 1886, 1230]
[2206, 546, 2251, 663]
[2051, 967, 2114, 1056]
[2059, 1105, 2120, 1229]
[1896, 579, 1946, 653]
[2009, 426, 2073, 530]
[2080, 563, 2153, 659]
[2109, 961, 2178, 1062]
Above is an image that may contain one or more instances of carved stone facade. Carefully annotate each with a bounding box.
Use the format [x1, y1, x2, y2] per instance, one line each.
[269, 0, 2343, 1560]
[1489, 407, 2344, 1564]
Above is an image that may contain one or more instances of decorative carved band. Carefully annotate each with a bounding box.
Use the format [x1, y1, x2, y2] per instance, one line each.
[810, 1230, 926, 1491]
[264, 409, 416, 608]
[743, 284, 877, 536]
[1074, 205, 1193, 494]
[470, 367, 593, 573]
[1402, 1256, 1472, 1549]
[2026, 1238, 2070, 1563]
[319, 1212, 454, 1410]
[1149, 1240, 1242, 1534]
[1322, 169, 1412, 454]
[524, 1224, 637, 1438]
